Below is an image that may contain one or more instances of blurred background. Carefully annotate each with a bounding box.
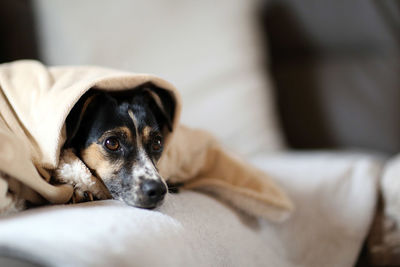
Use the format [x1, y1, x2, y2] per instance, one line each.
[1, 0, 399, 155]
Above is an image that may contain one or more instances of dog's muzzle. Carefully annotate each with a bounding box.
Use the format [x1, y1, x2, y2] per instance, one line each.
[139, 179, 167, 208]
[118, 178, 167, 209]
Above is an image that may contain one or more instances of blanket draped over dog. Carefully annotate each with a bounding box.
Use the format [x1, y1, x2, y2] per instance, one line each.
[0, 60, 293, 221]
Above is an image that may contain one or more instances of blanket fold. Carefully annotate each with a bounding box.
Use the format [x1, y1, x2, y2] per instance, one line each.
[0, 60, 293, 221]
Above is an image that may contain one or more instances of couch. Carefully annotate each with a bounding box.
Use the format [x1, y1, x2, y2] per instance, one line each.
[0, 0, 399, 266]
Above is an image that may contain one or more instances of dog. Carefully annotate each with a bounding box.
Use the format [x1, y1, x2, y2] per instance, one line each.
[64, 84, 175, 209]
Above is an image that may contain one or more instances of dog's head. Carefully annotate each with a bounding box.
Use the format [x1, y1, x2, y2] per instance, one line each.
[65, 84, 175, 208]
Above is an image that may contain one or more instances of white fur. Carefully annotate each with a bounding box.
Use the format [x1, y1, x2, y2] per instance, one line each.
[54, 149, 109, 200]
[56, 153, 93, 189]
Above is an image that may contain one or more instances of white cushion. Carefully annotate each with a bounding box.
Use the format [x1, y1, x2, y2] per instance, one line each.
[0, 152, 381, 266]
[33, 0, 285, 156]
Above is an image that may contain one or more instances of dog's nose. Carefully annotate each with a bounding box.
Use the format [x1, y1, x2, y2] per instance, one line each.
[141, 180, 167, 204]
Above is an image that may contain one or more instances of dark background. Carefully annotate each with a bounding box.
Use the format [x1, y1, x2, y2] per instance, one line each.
[260, 0, 400, 154]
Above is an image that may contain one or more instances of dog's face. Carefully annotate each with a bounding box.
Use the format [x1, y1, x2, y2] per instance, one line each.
[66, 86, 174, 208]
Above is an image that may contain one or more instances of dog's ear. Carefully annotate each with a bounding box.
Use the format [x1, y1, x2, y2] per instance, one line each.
[143, 85, 176, 132]
[64, 90, 101, 147]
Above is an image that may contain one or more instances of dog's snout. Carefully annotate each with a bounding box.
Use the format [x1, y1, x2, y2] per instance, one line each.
[141, 180, 167, 204]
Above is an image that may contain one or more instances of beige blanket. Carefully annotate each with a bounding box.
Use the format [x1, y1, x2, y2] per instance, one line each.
[0, 60, 293, 221]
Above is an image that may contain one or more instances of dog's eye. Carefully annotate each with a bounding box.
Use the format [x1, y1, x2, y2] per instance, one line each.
[151, 135, 163, 153]
[104, 137, 120, 151]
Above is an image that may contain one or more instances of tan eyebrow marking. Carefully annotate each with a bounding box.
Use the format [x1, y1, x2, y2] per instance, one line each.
[118, 126, 132, 140]
[142, 126, 152, 142]
[97, 126, 132, 143]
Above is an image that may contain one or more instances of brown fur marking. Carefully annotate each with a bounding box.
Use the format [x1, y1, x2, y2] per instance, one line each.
[142, 126, 152, 142]
[101, 126, 132, 142]
[81, 143, 123, 182]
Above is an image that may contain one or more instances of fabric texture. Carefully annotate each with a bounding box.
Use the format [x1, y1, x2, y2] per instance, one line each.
[0, 60, 292, 221]
[0, 152, 381, 267]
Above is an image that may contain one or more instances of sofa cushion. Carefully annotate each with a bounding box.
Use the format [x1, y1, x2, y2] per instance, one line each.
[0, 152, 381, 267]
